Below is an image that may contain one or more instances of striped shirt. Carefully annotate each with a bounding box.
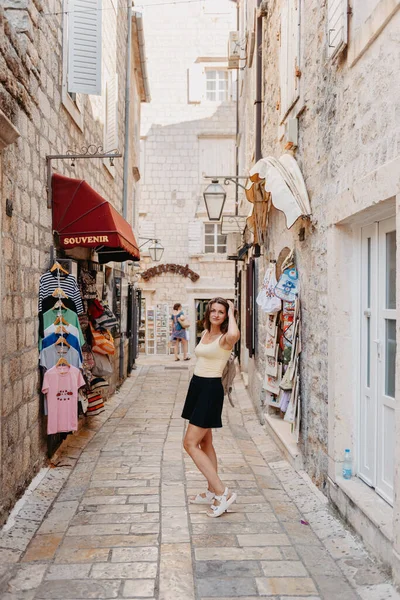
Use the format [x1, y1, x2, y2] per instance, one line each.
[38, 272, 83, 314]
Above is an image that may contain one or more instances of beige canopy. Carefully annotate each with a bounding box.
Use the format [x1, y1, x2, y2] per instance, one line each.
[245, 154, 311, 229]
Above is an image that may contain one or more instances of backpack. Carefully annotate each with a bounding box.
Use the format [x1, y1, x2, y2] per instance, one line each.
[222, 352, 237, 407]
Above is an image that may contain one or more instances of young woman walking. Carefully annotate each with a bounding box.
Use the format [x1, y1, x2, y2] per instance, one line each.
[171, 303, 189, 361]
[181, 297, 240, 517]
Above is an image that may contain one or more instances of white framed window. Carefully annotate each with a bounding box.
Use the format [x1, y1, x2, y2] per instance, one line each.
[204, 223, 227, 254]
[188, 62, 232, 104]
[280, 0, 300, 120]
[205, 69, 229, 102]
[359, 217, 396, 505]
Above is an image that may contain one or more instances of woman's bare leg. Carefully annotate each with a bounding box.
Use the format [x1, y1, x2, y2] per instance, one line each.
[199, 429, 217, 493]
[174, 339, 180, 360]
[182, 338, 188, 360]
[183, 424, 224, 496]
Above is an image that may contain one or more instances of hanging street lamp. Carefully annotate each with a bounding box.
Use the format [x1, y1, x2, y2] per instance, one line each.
[148, 239, 164, 262]
[203, 179, 227, 221]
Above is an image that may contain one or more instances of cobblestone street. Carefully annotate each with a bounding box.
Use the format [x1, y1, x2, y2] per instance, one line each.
[0, 360, 399, 600]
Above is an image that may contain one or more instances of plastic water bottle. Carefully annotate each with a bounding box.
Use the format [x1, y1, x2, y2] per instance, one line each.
[342, 449, 352, 480]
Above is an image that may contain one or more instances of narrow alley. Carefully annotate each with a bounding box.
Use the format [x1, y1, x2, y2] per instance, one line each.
[0, 360, 398, 600]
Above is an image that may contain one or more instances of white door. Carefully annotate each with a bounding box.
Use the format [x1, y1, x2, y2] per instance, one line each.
[360, 217, 396, 505]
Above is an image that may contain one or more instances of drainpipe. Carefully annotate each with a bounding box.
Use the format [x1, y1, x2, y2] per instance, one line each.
[120, 1, 133, 380]
[255, 0, 262, 162]
[234, 0, 240, 359]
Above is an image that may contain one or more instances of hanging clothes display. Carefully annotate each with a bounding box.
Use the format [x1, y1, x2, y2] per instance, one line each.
[39, 262, 86, 436]
[39, 260, 120, 437]
[38, 268, 84, 314]
[42, 364, 85, 435]
[261, 250, 302, 439]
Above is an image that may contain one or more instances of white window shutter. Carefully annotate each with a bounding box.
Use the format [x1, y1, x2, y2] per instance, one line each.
[188, 220, 203, 255]
[188, 64, 204, 104]
[68, 0, 102, 96]
[230, 69, 238, 102]
[287, 0, 300, 110]
[105, 74, 118, 151]
[327, 0, 348, 59]
[280, 0, 300, 119]
[279, 0, 289, 118]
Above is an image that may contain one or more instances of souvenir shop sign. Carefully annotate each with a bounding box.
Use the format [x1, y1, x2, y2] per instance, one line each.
[141, 264, 200, 282]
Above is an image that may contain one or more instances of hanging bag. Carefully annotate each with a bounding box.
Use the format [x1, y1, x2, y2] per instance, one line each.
[92, 352, 113, 377]
[256, 263, 282, 314]
[221, 352, 237, 407]
[178, 315, 190, 329]
[90, 323, 115, 355]
[95, 304, 119, 330]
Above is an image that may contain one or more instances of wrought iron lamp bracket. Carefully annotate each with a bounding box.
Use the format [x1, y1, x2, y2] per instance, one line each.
[203, 175, 248, 192]
[46, 145, 122, 207]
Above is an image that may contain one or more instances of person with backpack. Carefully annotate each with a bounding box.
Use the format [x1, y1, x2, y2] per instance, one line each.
[181, 297, 240, 517]
[171, 303, 189, 361]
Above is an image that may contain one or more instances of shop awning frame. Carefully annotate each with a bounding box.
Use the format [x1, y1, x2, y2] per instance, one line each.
[52, 173, 140, 263]
[245, 154, 311, 229]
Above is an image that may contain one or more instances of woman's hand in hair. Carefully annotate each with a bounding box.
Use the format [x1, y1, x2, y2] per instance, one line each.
[222, 300, 240, 349]
[227, 300, 235, 314]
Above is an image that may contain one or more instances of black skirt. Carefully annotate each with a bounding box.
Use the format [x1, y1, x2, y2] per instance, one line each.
[181, 374, 224, 429]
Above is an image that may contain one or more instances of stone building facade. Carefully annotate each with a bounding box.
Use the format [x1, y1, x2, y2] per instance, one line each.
[137, 0, 237, 354]
[0, 0, 148, 524]
[237, 0, 400, 579]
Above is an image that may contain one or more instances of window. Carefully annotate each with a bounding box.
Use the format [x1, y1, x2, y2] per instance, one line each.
[206, 70, 228, 102]
[204, 223, 227, 254]
[187, 63, 232, 104]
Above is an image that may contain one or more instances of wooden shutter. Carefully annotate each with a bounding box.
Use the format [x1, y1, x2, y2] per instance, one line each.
[199, 138, 235, 178]
[280, 0, 300, 119]
[105, 74, 118, 151]
[68, 0, 102, 96]
[188, 220, 203, 255]
[246, 258, 255, 358]
[188, 64, 204, 104]
[327, 0, 348, 59]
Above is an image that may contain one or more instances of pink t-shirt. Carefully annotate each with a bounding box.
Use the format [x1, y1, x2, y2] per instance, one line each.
[42, 365, 85, 435]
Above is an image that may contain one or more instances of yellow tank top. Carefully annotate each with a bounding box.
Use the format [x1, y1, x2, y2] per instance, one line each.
[194, 334, 232, 378]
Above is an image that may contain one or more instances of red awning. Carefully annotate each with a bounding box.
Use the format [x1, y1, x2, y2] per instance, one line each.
[52, 173, 140, 263]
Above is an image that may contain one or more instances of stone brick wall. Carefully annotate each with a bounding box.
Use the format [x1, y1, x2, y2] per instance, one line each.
[138, 0, 237, 349]
[239, 0, 400, 487]
[0, 0, 143, 523]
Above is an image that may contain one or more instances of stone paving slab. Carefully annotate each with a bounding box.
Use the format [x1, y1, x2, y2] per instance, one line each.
[0, 362, 399, 600]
